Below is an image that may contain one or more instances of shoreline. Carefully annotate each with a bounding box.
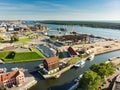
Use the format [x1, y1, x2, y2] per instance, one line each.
[95, 48, 120, 56]
[38, 57, 88, 79]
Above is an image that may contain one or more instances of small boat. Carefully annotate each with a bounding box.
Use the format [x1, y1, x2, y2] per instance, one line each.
[87, 54, 95, 61]
[74, 60, 85, 68]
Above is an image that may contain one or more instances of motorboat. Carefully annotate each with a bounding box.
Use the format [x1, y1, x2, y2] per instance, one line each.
[74, 60, 85, 68]
[87, 54, 95, 61]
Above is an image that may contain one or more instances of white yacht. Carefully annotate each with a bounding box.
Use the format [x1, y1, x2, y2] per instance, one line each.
[74, 60, 85, 68]
[87, 54, 95, 61]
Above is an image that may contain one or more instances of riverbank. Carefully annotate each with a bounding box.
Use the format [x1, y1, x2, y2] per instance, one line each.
[58, 40, 120, 56]
[39, 20, 120, 30]
[38, 65, 73, 79]
[38, 57, 88, 79]
[106, 56, 120, 65]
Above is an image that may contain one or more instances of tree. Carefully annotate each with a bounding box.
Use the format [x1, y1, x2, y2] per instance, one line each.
[79, 70, 102, 90]
[90, 63, 115, 78]
[10, 34, 19, 42]
[0, 37, 4, 42]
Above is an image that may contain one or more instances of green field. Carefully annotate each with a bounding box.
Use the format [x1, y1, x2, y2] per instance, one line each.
[31, 47, 45, 58]
[16, 38, 32, 44]
[68, 54, 89, 65]
[68, 57, 82, 65]
[0, 51, 44, 63]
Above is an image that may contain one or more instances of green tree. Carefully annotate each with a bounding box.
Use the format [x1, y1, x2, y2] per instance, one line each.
[79, 70, 102, 90]
[0, 37, 4, 42]
[10, 34, 19, 42]
[90, 63, 115, 78]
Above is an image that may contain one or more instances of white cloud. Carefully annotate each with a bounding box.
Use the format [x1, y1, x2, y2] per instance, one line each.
[0, 0, 120, 20]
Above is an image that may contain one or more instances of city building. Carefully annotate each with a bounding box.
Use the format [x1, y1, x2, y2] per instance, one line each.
[0, 70, 25, 88]
[43, 56, 59, 74]
[68, 46, 78, 57]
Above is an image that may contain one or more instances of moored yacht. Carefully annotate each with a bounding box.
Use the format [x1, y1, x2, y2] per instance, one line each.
[87, 54, 95, 61]
[74, 60, 85, 68]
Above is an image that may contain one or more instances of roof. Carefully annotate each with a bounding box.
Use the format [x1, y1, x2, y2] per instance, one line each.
[45, 56, 59, 64]
[68, 47, 77, 56]
[0, 70, 24, 82]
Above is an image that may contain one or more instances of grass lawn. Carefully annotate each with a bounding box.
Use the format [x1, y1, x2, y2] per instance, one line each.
[49, 71, 59, 75]
[0, 51, 44, 63]
[68, 54, 89, 65]
[16, 38, 32, 44]
[31, 47, 45, 58]
[0, 51, 10, 59]
[68, 57, 82, 65]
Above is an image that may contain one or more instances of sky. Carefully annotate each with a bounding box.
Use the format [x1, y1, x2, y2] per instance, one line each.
[0, 0, 120, 20]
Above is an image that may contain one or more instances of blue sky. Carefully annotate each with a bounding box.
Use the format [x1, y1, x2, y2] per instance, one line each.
[0, 0, 120, 20]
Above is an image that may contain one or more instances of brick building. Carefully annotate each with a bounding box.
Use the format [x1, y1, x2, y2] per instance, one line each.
[43, 56, 59, 74]
[0, 70, 25, 88]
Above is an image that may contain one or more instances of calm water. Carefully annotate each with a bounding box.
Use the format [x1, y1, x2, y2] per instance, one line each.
[24, 21, 120, 39]
[45, 24, 120, 39]
[1, 50, 120, 90]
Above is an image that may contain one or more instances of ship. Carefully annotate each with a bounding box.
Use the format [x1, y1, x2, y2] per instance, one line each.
[74, 60, 85, 68]
[87, 54, 95, 61]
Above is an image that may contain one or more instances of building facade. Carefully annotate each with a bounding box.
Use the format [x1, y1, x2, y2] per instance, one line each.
[43, 56, 59, 74]
[0, 70, 25, 88]
[68, 47, 78, 57]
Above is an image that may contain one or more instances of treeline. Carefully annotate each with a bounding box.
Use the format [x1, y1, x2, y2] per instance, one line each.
[39, 20, 120, 30]
[78, 62, 116, 90]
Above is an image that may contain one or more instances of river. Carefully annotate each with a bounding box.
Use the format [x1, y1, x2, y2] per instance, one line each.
[1, 22, 120, 90]
[1, 50, 120, 90]
[45, 24, 120, 39]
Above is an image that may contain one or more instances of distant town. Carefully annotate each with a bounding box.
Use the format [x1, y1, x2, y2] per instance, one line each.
[0, 20, 120, 90]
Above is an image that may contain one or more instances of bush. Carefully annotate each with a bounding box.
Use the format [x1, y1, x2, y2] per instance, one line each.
[10, 35, 19, 42]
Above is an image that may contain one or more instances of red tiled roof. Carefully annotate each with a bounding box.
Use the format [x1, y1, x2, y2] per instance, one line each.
[45, 56, 59, 64]
[68, 47, 77, 56]
[0, 70, 23, 82]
